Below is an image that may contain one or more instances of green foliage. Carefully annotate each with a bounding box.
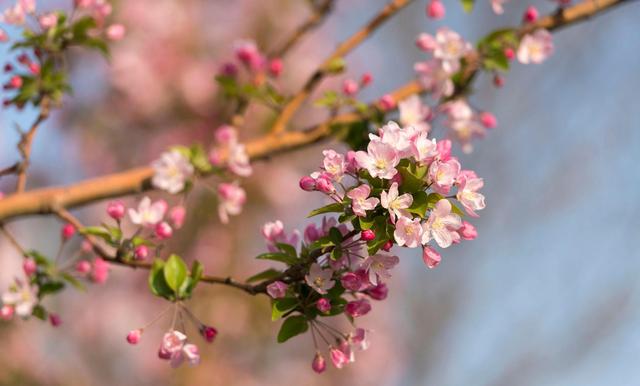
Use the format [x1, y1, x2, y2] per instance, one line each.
[148, 255, 203, 301]
[307, 202, 344, 218]
[246, 268, 282, 283]
[460, 0, 475, 12]
[325, 57, 346, 74]
[271, 298, 298, 321]
[477, 28, 519, 73]
[277, 315, 309, 343]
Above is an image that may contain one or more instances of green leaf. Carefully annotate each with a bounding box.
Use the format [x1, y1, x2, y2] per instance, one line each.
[246, 268, 282, 283]
[61, 272, 86, 292]
[164, 254, 188, 294]
[39, 281, 65, 297]
[189, 144, 212, 174]
[79, 226, 113, 243]
[32, 304, 47, 321]
[148, 259, 174, 300]
[460, 0, 474, 12]
[26, 250, 51, 268]
[277, 315, 309, 343]
[325, 57, 346, 74]
[256, 253, 299, 265]
[271, 298, 298, 321]
[407, 191, 429, 218]
[276, 243, 298, 258]
[307, 203, 344, 218]
[359, 216, 376, 230]
[314, 90, 339, 107]
[398, 163, 426, 193]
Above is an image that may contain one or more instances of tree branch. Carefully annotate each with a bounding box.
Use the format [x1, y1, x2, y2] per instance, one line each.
[15, 98, 51, 192]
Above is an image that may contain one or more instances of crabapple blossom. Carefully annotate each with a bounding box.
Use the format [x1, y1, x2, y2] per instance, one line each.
[355, 140, 400, 179]
[106, 200, 125, 220]
[266, 281, 288, 299]
[227, 142, 252, 177]
[378, 94, 396, 111]
[517, 29, 554, 64]
[169, 206, 186, 229]
[399, 95, 431, 133]
[347, 184, 379, 217]
[394, 216, 424, 248]
[330, 346, 350, 369]
[345, 299, 371, 318]
[305, 263, 335, 294]
[456, 173, 486, 216]
[22, 258, 36, 276]
[491, 0, 508, 14]
[422, 246, 442, 269]
[380, 182, 412, 222]
[129, 197, 167, 227]
[216, 182, 246, 224]
[91, 258, 110, 284]
[299, 175, 316, 191]
[412, 132, 438, 163]
[106, 24, 126, 41]
[341, 272, 363, 291]
[416, 33, 437, 52]
[0, 305, 13, 320]
[361, 254, 400, 285]
[458, 221, 478, 240]
[1, 281, 38, 317]
[367, 283, 389, 300]
[38, 13, 58, 29]
[433, 28, 472, 73]
[415, 59, 455, 99]
[151, 150, 194, 194]
[428, 158, 461, 195]
[322, 149, 346, 180]
[424, 199, 462, 248]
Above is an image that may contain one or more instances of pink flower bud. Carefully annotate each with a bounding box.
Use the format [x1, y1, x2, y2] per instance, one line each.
[4, 64, 13, 72]
[379, 94, 396, 111]
[17, 54, 29, 65]
[360, 72, 373, 87]
[155, 221, 173, 240]
[523, 5, 539, 22]
[155, 200, 169, 215]
[214, 124, 237, 145]
[315, 176, 335, 194]
[268, 58, 283, 77]
[329, 346, 349, 369]
[23, 258, 37, 276]
[91, 257, 110, 284]
[266, 281, 288, 299]
[345, 299, 371, 318]
[201, 326, 218, 343]
[504, 47, 515, 60]
[299, 175, 316, 191]
[208, 148, 223, 166]
[61, 223, 75, 241]
[493, 75, 504, 88]
[219, 62, 238, 77]
[480, 112, 497, 129]
[342, 79, 359, 96]
[341, 272, 362, 291]
[360, 229, 375, 241]
[7, 75, 22, 89]
[81, 239, 93, 252]
[382, 240, 393, 252]
[312, 352, 327, 373]
[134, 245, 149, 260]
[28, 62, 40, 75]
[106, 200, 125, 220]
[49, 313, 62, 327]
[158, 347, 172, 360]
[345, 151, 358, 173]
[316, 298, 331, 313]
[75, 0, 94, 8]
[169, 206, 186, 229]
[0, 305, 14, 320]
[458, 221, 477, 240]
[38, 13, 58, 29]
[436, 139, 452, 161]
[422, 246, 441, 269]
[106, 24, 126, 41]
[367, 283, 388, 300]
[127, 329, 142, 344]
[76, 260, 91, 274]
[416, 33, 437, 51]
[426, 0, 445, 20]
[304, 223, 321, 243]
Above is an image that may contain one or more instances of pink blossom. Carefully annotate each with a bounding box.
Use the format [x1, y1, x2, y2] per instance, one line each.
[426, 0, 445, 20]
[106, 24, 126, 41]
[345, 150, 359, 173]
[134, 245, 149, 260]
[227, 142, 252, 177]
[312, 352, 327, 373]
[19, 0, 35, 13]
[412, 132, 438, 164]
[155, 221, 173, 240]
[360, 229, 376, 241]
[160, 330, 187, 356]
[22, 258, 36, 276]
[304, 223, 322, 244]
[355, 141, 399, 180]
[214, 125, 238, 145]
[0, 305, 14, 320]
[504, 47, 515, 60]
[266, 281, 288, 299]
[348, 328, 371, 351]
[127, 329, 142, 344]
[169, 206, 186, 229]
[424, 199, 462, 248]
[314, 174, 335, 194]
[217, 182, 246, 224]
[182, 343, 200, 367]
[416, 33, 437, 52]
[1, 280, 38, 317]
[2, 4, 26, 25]
[367, 283, 389, 300]
[234, 40, 264, 71]
[305, 263, 335, 294]
[345, 299, 371, 318]
[361, 254, 400, 284]
[378, 94, 396, 111]
[330, 346, 350, 368]
[322, 149, 346, 180]
[316, 298, 331, 313]
[76, 260, 91, 274]
[415, 59, 454, 99]
[491, 0, 508, 14]
[38, 13, 58, 29]
[361, 72, 373, 86]
[91, 258, 110, 284]
[422, 246, 442, 269]
[458, 221, 478, 240]
[399, 95, 431, 133]
[394, 216, 424, 248]
[517, 29, 554, 64]
[151, 150, 194, 194]
[436, 139, 452, 161]
[457, 173, 485, 216]
[0, 28, 8, 42]
[129, 197, 167, 227]
[428, 158, 461, 195]
[480, 112, 498, 128]
[381, 182, 413, 222]
[347, 184, 379, 217]
[341, 272, 363, 291]
[107, 200, 125, 220]
[433, 28, 472, 73]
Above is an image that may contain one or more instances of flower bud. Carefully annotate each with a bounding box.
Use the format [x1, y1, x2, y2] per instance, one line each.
[379, 94, 396, 111]
[127, 329, 142, 344]
[360, 229, 375, 241]
[341, 272, 362, 291]
[7, 75, 22, 89]
[367, 283, 389, 300]
[3, 64, 13, 72]
[155, 221, 173, 240]
[381, 240, 393, 252]
[268, 58, 283, 77]
[61, 223, 75, 241]
[28, 62, 40, 75]
[426, 0, 445, 20]
[523, 5, 539, 23]
[329, 346, 349, 369]
[342, 79, 359, 96]
[169, 206, 186, 229]
[345, 299, 371, 318]
[360, 72, 373, 87]
[266, 281, 288, 299]
[106, 200, 125, 220]
[91, 258, 110, 284]
[134, 245, 149, 260]
[299, 176, 316, 191]
[479, 112, 497, 129]
[316, 298, 331, 313]
[312, 352, 327, 373]
[504, 47, 515, 60]
[422, 246, 441, 269]
[23, 258, 37, 276]
[49, 313, 62, 327]
[493, 75, 504, 88]
[201, 325, 218, 343]
[416, 33, 437, 51]
[76, 260, 91, 274]
[315, 176, 335, 194]
[0, 305, 14, 320]
[458, 221, 477, 240]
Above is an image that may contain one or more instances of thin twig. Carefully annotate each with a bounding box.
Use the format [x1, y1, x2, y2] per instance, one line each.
[15, 98, 51, 192]
[0, 223, 27, 257]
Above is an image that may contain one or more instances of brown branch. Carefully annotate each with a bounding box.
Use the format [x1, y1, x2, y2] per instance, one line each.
[15, 99, 51, 192]
[270, 0, 415, 134]
[0, 0, 631, 222]
[0, 223, 27, 257]
[269, 0, 336, 59]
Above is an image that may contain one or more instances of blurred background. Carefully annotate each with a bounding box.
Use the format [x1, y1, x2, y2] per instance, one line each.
[1, 0, 639, 385]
